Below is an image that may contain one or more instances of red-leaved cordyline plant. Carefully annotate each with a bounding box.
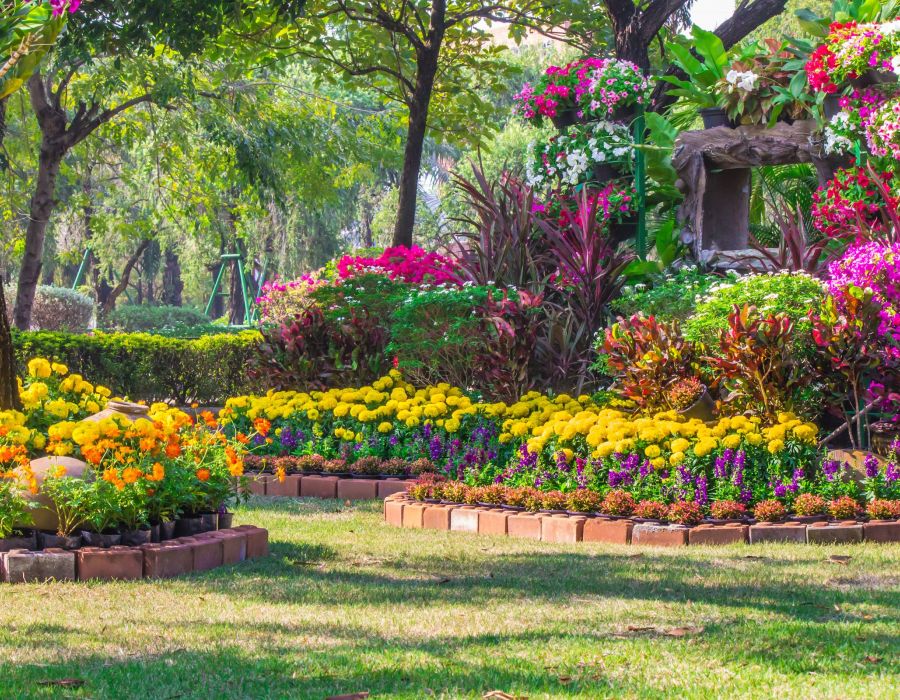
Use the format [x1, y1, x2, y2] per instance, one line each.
[809, 291, 886, 448]
[704, 305, 807, 420]
[448, 167, 551, 295]
[603, 314, 700, 412]
[532, 188, 634, 389]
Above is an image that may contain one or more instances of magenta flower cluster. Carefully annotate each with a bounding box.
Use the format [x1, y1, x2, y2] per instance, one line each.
[827, 241, 900, 343]
[514, 57, 648, 124]
[49, 0, 80, 16]
[336, 245, 460, 286]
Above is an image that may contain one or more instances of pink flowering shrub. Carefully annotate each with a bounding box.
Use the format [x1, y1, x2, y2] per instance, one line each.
[515, 57, 649, 124]
[336, 245, 460, 286]
[826, 241, 900, 342]
[866, 98, 900, 160]
[806, 21, 900, 94]
[256, 275, 323, 326]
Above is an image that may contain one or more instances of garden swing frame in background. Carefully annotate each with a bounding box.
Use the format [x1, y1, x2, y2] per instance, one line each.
[205, 252, 268, 328]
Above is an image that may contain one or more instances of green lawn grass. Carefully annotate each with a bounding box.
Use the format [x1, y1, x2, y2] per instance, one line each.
[1, 497, 898, 699]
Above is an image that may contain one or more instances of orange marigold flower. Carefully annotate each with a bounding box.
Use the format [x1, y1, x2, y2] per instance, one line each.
[253, 418, 271, 437]
[196, 467, 211, 482]
[148, 462, 165, 482]
[165, 441, 181, 458]
[235, 432, 250, 445]
[122, 467, 142, 484]
[48, 464, 67, 479]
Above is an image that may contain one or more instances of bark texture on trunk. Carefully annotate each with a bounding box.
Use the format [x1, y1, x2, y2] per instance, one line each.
[100, 239, 151, 313]
[161, 249, 183, 306]
[0, 276, 20, 410]
[391, 0, 446, 248]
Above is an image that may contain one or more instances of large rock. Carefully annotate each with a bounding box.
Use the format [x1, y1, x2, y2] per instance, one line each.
[25, 455, 89, 532]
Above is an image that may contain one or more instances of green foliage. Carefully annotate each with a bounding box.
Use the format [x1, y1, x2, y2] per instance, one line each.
[0, 0, 67, 99]
[12, 329, 261, 404]
[3, 285, 94, 332]
[100, 305, 211, 333]
[661, 26, 730, 111]
[0, 479, 34, 539]
[683, 271, 825, 343]
[612, 267, 717, 322]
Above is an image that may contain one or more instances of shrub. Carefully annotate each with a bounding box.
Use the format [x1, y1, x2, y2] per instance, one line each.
[667, 500, 703, 526]
[602, 315, 700, 412]
[5, 286, 94, 332]
[753, 499, 786, 522]
[705, 306, 810, 418]
[100, 305, 210, 333]
[665, 376, 704, 412]
[793, 493, 827, 517]
[600, 490, 636, 516]
[504, 487, 534, 509]
[684, 271, 825, 343]
[473, 484, 506, 505]
[351, 457, 383, 475]
[828, 496, 860, 520]
[866, 499, 900, 520]
[634, 500, 668, 520]
[13, 329, 260, 404]
[409, 458, 435, 476]
[566, 489, 602, 513]
[540, 491, 568, 511]
[709, 500, 747, 520]
[296, 455, 327, 473]
[322, 459, 348, 475]
[441, 482, 468, 503]
[612, 267, 717, 322]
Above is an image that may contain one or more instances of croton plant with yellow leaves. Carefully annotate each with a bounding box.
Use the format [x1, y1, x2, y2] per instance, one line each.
[0, 358, 252, 540]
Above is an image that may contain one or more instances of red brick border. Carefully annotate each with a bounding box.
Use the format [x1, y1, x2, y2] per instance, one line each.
[383, 496, 898, 547]
[247, 473, 415, 501]
[1, 527, 269, 584]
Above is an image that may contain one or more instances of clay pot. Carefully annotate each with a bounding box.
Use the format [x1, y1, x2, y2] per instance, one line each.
[83, 399, 150, 424]
[0, 529, 37, 552]
[26, 455, 90, 532]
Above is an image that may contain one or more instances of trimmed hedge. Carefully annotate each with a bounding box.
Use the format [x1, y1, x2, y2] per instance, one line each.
[12, 330, 261, 405]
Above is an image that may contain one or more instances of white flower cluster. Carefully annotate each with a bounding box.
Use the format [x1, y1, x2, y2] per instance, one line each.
[824, 112, 858, 155]
[526, 121, 634, 189]
[726, 69, 759, 92]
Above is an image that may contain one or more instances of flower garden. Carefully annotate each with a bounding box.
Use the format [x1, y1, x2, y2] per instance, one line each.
[2, 1, 900, 698]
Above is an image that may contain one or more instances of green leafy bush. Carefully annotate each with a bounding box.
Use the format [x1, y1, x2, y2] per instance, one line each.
[100, 305, 211, 333]
[683, 271, 825, 342]
[612, 267, 718, 322]
[12, 330, 261, 404]
[4, 285, 94, 332]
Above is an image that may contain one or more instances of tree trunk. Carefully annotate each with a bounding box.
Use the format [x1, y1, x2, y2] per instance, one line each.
[161, 249, 183, 306]
[14, 142, 63, 329]
[392, 44, 442, 248]
[100, 239, 150, 313]
[0, 275, 20, 410]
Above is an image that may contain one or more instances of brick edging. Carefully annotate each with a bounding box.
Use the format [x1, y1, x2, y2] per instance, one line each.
[248, 473, 415, 500]
[383, 495, 900, 546]
[0, 526, 269, 583]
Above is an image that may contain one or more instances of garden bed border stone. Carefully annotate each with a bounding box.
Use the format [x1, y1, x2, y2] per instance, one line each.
[383, 494, 900, 547]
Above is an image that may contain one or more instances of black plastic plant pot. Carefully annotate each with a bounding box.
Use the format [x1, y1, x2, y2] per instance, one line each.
[81, 530, 122, 548]
[218, 512, 234, 530]
[175, 516, 202, 537]
[823, 94, 843, 121]
[39, 531, 82, 550]
[700, 107, 730, 129]
[159, 520, 177, 541]
[0, 529, 38, 552]
[120, 528, 152, 547]
[550, 108, 578, 130]
[199, 512, 219, 532]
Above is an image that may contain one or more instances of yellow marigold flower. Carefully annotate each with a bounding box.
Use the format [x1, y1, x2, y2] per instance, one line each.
[377, 421, 393, 433]
[669, 451, 685, 466]
[670, 438, 690, 454]
[746, 432, 763, 446]
[644, 445, 661, 459]
[722, 434, 742, 450]
[27, 358, 52, 379]
[651, 457, 666, 470]
[596, 442, 616, 458]
[767, 439, 785, 454]
[792, 423, 817, 442]
[51, 362, 68, 376]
